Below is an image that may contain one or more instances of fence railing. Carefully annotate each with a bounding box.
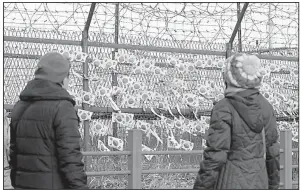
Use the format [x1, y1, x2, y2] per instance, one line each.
[3, 104, 298, 188]
[4, 29, 299, 173]
[280, 130, 299, 189]
[81, 129, 297, 189]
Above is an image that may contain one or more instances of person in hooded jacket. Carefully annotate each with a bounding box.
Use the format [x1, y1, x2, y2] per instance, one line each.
[9, 52, 87, 189]
[193, 53, 280, 189]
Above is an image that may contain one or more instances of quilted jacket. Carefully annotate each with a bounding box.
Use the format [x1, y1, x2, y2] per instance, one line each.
[9, 79, 87, 189]
[194, 89, 280, 189]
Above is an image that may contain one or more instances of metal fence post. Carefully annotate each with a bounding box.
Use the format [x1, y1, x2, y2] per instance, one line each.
[280, 130, 292, 189]
[81, 29, 91, 170]
[112, 3, 120, 166]
[237, 3, 242, 52]
[112, 3, 120, 138]
[81, 3, 96, 171]
[127, 129, 142, 189]
[226, 42, 232, 59]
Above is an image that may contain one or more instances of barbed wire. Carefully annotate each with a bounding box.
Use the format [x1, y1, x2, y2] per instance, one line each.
[4, 3, 299, 185]
[4, 43, 298, 116]
[4, 3, 298, 49]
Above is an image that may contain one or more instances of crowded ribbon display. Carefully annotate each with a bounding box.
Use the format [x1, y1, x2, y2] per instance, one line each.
[59, 49, 298, 158]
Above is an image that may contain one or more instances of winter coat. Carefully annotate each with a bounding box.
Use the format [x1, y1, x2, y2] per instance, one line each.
[194, 89, 280, 189]
[9, 79, 87, 189]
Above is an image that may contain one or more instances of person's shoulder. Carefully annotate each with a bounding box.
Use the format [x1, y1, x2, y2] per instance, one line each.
[55, 100, 78, 118]
[212, 98, 231, 113]
[56, 99, 75, 108]
[213, 98, 230, 108]
[257, 93, 274, 109]
[55, 100, 77, 114]
[10, 101, 29, 120]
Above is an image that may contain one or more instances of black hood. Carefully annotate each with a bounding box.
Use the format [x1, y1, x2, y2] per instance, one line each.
[20, 79, 75, 106]
[226, 89, 264, 133]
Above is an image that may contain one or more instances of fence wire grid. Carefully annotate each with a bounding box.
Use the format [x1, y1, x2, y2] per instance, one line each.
[4, 3, 299, 189]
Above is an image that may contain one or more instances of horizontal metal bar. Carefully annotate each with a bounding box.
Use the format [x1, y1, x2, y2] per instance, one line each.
[4, 36, 298, 61]
[142, 168, 199, 174]
[292, 148, 298, 152]
[280, 164, 298, 170]
[244, 47, 298, 54]
[4, 36, 82, 46]
[82, 151, 131, 156]
[88, 41, 226, 56]
[86, 170, 130, 176]
[4, 104, 297, 121]
[292, 164, 298, 169]
[3, 53, 223, 70]
[256, 54, 298, 62]
[292, 181, 298, 185]
[5, 53, 296, 74]
[4, 53, 40, 60]
[142, 150, 204, 155]
[228, 52, 298, 62]
[4, 104, 212, 117]
[280, 148, 299, 153]
[4, 53, 97, 64]
[99, 107, 211, 116]
[4, 52, 298, 68]
[5, 53, 298, 76]
[4, 36, 225, 56]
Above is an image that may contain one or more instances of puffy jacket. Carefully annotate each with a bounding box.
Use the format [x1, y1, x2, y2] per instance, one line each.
[194, 89, 280, 189]
[9, 79, 87, 189]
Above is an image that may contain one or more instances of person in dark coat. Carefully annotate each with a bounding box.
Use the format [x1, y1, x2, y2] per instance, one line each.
[9, 52, 88, 189]
[194, 53, 280, 189]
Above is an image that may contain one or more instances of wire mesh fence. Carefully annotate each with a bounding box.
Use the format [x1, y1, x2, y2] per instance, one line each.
[4, 2, 298, 189]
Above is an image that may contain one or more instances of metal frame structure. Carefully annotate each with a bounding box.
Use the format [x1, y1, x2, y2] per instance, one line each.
[81, 3, 97, 170]
[4, 3, 299, 188]
[67, 130, 301, 188]
[3, 36, 298, 62]
[226, 3, 249, 58]
[112, 2, 120, 145]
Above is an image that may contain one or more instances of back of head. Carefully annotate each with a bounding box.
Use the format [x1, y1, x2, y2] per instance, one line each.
[34, 52, 71, 84]
[222, 53, 263, 89]
[222, 53, 268, 133]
